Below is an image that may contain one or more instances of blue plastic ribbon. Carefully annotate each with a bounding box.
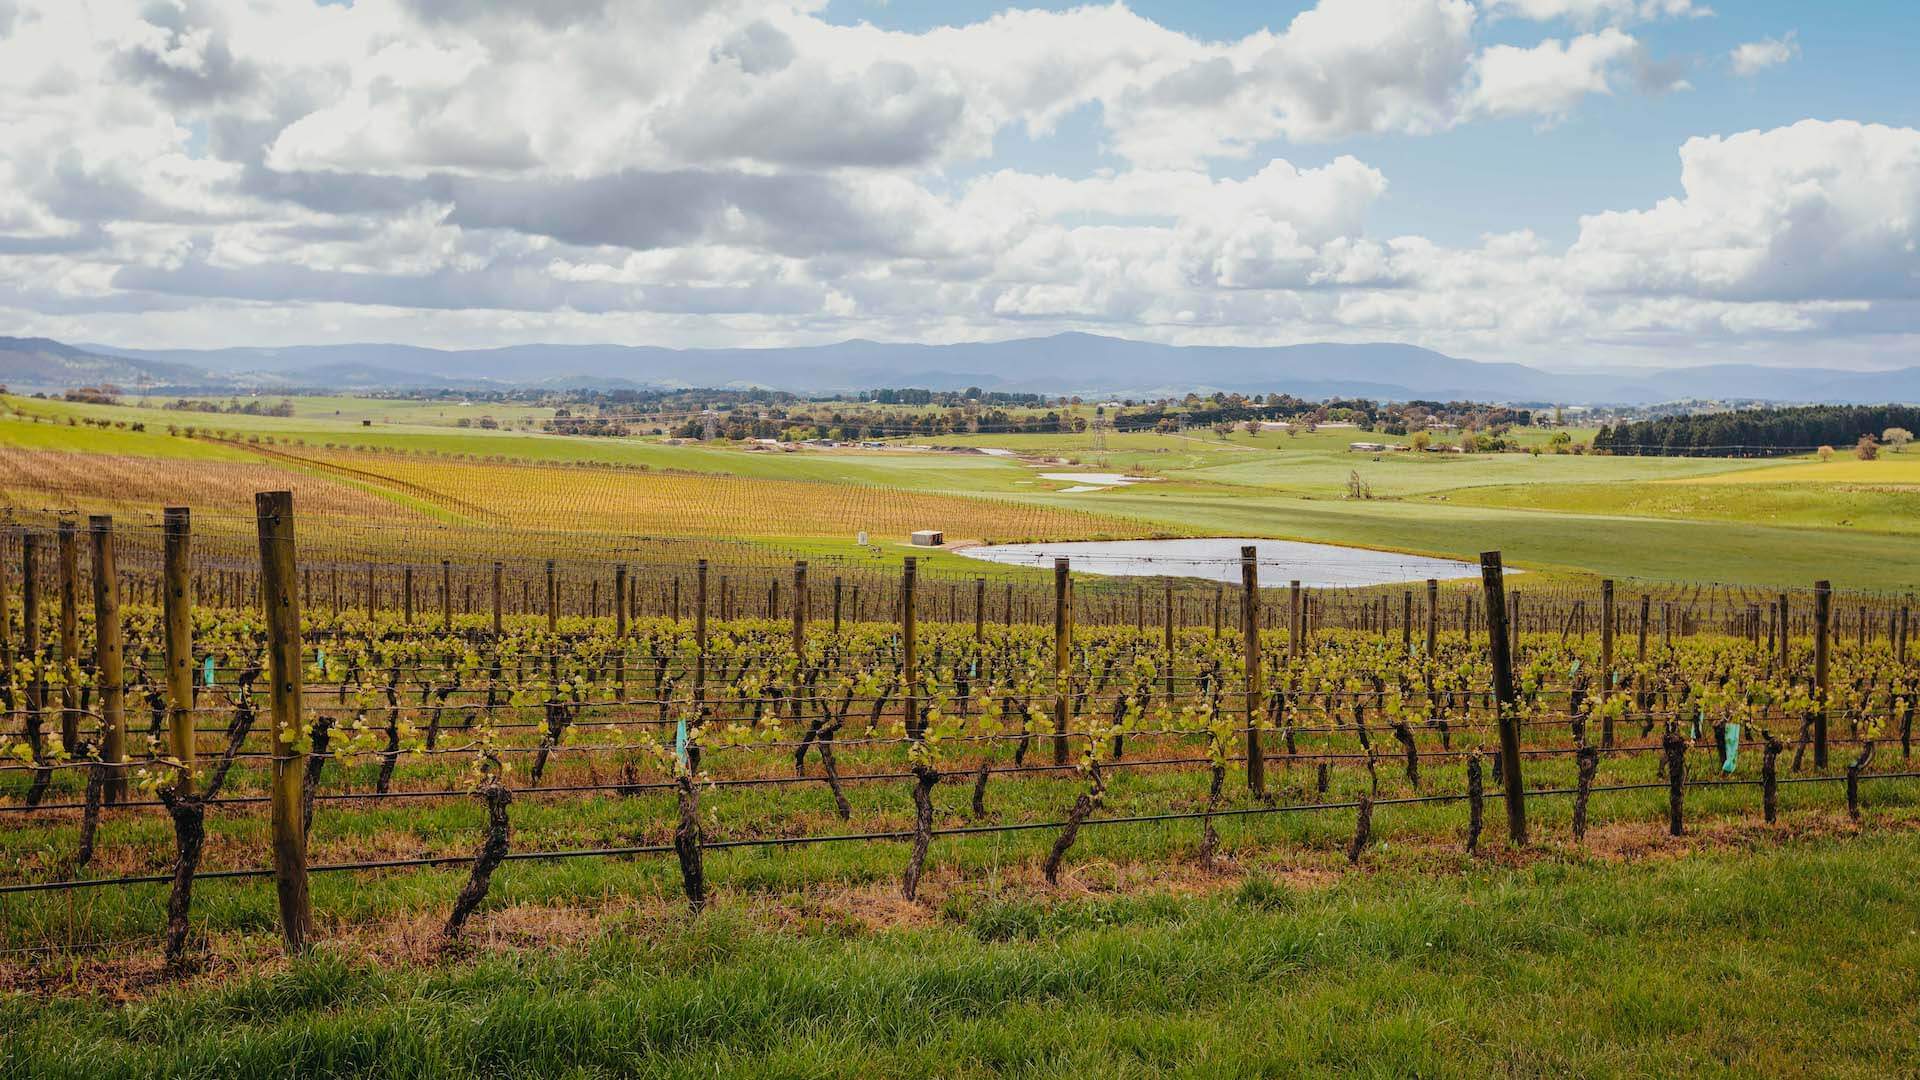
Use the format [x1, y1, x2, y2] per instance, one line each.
[1723, 722, 1740, 773]
[202, 656, 215, 686]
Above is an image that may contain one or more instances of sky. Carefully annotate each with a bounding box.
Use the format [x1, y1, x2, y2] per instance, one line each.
[0, 0, 1916, 372]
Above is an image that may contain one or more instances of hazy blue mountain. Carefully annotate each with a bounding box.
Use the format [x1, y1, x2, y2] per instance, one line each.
[0, 336, 209, 389]
[53, 332, 1920, 404]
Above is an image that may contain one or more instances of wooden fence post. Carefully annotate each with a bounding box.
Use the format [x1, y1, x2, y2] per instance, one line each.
[613, 563, 628, 697]
[1814, 580, 1831, 770]
[545, 560, 558, 636]
[163, 509, 194, 792]
[1425, 578, 1438, 657]
[254, 491, 312, 953]
[1480, 552, 1527, 846]
[832, 576, 843, 633]
[88, 516, 127, 804]
[1164, 580, 1176, 705]
[0, 531, 11, 741]
[57, 519, 79, 755]
[490, 562, 503, 636]
[1289, 580, 1302, 661]
[902, 558, 919, 739]
[440, 560, 452, 630]
[402, 565, 414, 625]
[20, 533, 42, 761]
[1241, 546, 1265, 796]
[1600, 579, 1615, 691]
[694, 560, 708, 720]
[974, 577, 986, 640]
[792, 561, 808, 658]
[1053, 558, 1070, 766]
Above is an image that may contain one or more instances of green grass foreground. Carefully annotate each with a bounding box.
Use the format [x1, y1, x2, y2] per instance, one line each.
[4, 826, 1918, 1078]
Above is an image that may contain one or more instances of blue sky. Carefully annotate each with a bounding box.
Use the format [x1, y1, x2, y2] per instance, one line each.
[831, 1, 1920, 245]
[0, 1, 1916, 371]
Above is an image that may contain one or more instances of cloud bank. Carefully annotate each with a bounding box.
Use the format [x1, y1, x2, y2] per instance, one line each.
[0, 0, 1907, 371]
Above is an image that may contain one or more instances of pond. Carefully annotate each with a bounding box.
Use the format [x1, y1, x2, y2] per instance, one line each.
[955, 537, 1479, 588]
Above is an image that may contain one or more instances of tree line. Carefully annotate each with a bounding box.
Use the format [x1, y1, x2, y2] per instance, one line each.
[1594, 405, 1920, 456]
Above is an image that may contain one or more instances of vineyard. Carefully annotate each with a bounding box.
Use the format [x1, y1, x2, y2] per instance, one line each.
[0, 442, 1156, 552]
[2, 491, 1916, 1007]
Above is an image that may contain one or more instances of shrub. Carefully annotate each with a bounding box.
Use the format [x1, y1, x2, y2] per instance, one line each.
[1856, 435, 1879, 461]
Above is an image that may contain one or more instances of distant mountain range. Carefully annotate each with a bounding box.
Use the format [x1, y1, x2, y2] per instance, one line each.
[4, 332, 1917, 405]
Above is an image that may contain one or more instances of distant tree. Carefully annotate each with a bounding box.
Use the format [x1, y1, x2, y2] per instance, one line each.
[1884, 427, 1913, 452]
[1856, 435, 1879, 461]
[1410, 431, 1432, 452]
[1818, 445, 1835, 462]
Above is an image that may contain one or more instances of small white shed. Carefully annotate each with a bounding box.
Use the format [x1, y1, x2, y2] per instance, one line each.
[910, 529, 945, 547]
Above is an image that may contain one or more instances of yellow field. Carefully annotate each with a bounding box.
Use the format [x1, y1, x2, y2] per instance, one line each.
[298, 447, 1158, 544]
[0, 446, 436, 527]
[1666, 455, 1920, 487]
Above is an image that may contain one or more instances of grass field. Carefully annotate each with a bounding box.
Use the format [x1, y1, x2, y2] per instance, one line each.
[5, 783, 1917, 1077]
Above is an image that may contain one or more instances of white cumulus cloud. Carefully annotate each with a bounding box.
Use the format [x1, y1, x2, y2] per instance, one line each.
[1731, 32, 1799, 76]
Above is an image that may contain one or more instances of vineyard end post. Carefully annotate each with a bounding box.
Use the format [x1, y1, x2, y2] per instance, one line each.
[254, 491, 313, 953]
[1241, 546, 1265, 797]
[1480, 551, 1527, 846]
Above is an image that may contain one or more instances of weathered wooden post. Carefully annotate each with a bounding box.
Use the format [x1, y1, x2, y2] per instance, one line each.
[1814, 580, 1831, 770]
[902, 558, 918, 739]
[402, 565, 414, 625]
[545, 560, 558, 635]
[1600, 579, 1615, 690]
[0, 530, 11, 740]
[1053, 558, 1071, 766]
[1289, 580, 1303, 661]
[57, 519, 79, 755]
[254, 491, 312, 952]
[21, 532, 43, 761]
[490, 561, 503, 636]
[1425, 578, 1439, 657]
[613, 563, 628, 697]
[440, 559, 452, 630]
[1163, 579, 1176, 705]
[974, 577, 986, 640]
[88, 516, 127, 803]
[792, 561, 808, 658]
[163, 509, 194, 791]
[1481, 551, 1527, 846]
[1241, 546, 1266, 797]
[832, 576, 843, 633]
[694, 560, 708, 719]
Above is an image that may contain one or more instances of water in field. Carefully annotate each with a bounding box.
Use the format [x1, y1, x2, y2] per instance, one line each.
[956, 537, 1478, 587]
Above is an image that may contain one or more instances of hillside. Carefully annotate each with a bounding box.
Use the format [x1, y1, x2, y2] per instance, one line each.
[0, 336, 207, 390]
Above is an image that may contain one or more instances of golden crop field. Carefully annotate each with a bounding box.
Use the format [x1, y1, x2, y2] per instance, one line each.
[294, 446, 1158, 544]
[0, 446, 437, 528]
